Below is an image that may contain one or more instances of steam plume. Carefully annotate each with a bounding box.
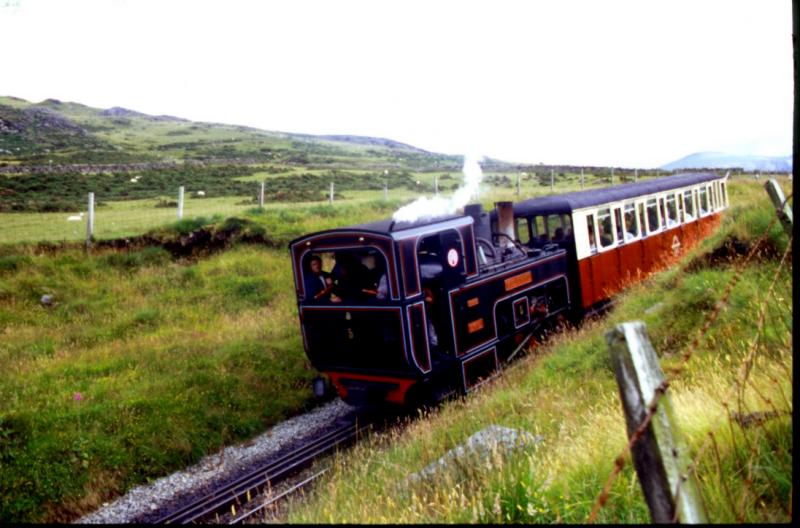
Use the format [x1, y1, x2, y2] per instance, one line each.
[392, 154, 483, 223]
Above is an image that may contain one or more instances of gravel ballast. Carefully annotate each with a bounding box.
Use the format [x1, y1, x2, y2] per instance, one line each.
[76, 399, 354, 524]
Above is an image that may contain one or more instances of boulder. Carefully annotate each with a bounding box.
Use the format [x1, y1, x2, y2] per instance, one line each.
[409, 425, 543, 483]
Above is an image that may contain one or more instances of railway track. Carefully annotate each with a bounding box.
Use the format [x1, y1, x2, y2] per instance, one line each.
[154, 415, 373, 524]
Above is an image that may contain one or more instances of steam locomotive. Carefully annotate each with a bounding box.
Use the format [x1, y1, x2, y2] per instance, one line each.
[289, 172, 729, 406]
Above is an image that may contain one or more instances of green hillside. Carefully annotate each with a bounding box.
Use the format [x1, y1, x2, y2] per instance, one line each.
[0, 96, 461, 168]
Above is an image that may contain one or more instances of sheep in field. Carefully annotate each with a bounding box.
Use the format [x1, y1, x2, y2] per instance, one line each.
[67, 212, 85, 221]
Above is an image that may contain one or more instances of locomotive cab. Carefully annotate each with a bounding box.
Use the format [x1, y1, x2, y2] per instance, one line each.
[290, 215, 478, 406]
[290, 208, 571, 407]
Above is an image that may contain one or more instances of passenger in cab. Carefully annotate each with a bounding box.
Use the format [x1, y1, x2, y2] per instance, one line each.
[359, 254, 388, 301]
[304, 255, 335, 301]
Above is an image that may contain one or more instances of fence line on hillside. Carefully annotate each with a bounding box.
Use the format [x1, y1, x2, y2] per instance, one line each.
[588, 199, 793, 523]
[2, 172, 790, 246]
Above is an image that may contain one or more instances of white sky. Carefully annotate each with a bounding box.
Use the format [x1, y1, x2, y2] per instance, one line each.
[0, 0, 793, 167]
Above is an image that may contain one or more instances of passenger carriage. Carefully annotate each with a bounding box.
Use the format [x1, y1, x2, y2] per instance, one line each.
[289, 171, 728, 406]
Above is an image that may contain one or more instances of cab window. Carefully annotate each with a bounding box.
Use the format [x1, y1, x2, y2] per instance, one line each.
[304, 248, 388, 304]
[516, 217, 530, 245]
[533, 216, 547, 244]
[547, 215, 563, 241]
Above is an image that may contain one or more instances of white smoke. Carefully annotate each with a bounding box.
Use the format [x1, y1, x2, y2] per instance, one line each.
[392, 154, 483, 223]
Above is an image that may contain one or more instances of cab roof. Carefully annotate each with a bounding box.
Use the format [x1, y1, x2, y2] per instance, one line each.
[288, 213, 467, 247]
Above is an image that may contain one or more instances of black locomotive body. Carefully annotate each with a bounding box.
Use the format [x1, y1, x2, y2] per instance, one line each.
[290, 204, 572, 406]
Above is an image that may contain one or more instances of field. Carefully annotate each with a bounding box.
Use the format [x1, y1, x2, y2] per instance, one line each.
[0, 172, 791, 522]
[284, 177, 793, 523]
[1, 172, 644, 245]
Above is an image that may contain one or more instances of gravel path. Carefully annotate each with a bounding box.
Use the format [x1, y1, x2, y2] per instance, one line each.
[75, 398, 354, 524]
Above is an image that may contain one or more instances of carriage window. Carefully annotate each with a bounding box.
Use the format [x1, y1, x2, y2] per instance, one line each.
[646, 198, 659, 233]
[638, 202, 647, 236]
[613, 208, 624, 244]
[598, 208, 614, 248]
[586, 215, 598, 253]
[303, 248, 389, 304]
[709, 184, 716, 211]
[683, 190, 695, 220]
[720, 181, 728, 207]
[677, 193, 684, 223]
[624, 203, 638, 240]
[516, 217, 530, 245]
[665, 195, 678, 227]
[699, 187, 709, 214]
[658, 197, 667, 229]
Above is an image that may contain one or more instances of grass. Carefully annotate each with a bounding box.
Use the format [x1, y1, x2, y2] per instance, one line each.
[0, 245, 316, 522]
[286, 177, 792, 524]
[0, 175, 790, 523]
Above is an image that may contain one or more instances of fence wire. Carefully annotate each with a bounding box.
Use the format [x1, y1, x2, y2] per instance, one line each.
[587, 200, 793, 523]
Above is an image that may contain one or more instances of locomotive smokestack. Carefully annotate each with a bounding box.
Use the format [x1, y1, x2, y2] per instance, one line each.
[495, 201, 515, 248]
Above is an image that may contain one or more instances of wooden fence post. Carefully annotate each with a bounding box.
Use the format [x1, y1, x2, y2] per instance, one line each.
[516, 172, 521, 196]
[329, 181, 334, 205]
[177, 186, 184, 219]
[764, 179, 793, 236]
[550, 168, 554, 192]
[606, 321, 708, 524]
[86, 192, 94, 249]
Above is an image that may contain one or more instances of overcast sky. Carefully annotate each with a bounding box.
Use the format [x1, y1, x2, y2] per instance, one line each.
[0, 0, 793, 167]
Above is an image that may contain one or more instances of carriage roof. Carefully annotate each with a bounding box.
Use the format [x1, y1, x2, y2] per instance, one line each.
[512, 171, 722, 216]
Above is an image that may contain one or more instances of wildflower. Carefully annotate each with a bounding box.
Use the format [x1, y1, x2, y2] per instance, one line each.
[73, 392, 83, 402]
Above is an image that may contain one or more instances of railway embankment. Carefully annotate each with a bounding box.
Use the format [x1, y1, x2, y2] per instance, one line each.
[284, 178, 792, 524]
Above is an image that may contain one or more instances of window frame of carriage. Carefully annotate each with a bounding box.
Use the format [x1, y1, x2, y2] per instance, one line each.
[568, 176, 729, 260]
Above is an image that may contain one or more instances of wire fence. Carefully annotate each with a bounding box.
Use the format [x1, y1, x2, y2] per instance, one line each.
[589, 192, 793, 523]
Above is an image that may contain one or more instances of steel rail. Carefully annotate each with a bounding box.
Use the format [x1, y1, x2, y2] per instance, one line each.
[229, 468, 329, 524]
[155, 417, 370, 524]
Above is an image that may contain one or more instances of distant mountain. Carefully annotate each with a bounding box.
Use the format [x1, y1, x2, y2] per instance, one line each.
[661, 151, 792, 172]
